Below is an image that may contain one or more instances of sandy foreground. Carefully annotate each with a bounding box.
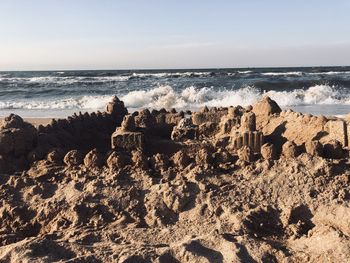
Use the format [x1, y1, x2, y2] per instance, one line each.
[0, 96, 350, 262]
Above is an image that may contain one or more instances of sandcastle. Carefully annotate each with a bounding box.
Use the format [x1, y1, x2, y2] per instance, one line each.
[1, 96, 350, 262]
[1, 95, 350, 174]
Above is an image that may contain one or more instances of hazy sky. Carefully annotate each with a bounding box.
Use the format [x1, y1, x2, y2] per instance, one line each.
[1, 0, 350, 70]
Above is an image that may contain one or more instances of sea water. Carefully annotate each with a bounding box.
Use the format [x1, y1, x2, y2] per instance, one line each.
[1, 67, 350, 118]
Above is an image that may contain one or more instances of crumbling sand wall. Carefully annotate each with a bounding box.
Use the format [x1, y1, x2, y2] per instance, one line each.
[0, 96, 127, 173]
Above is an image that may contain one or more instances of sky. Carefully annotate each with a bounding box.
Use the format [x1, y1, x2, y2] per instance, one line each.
[0, 0, 350, 70]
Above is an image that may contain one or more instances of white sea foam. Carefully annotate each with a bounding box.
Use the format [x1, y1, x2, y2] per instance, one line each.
[0, 73, 9, 80]
[0, 72, 212, 84]
[261, 70, 350, 76]
[28, 76, 131, 84]
[0, 85, 349, 112]
[0, 95, 114, 110]
[262, 70, 350, 76]
[121, 84, 349, 110]
[131, 72, 212, 78]
[3, 70, 350, 86]
[262, 72, 303, 76]
[308, 71, 350, 76]
[0, 75, 131, 84]
[265, 85, 341, 106]
[237, 70, 253, 74]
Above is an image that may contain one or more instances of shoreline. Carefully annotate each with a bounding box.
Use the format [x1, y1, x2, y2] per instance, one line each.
[0, 117, 52, 127]
[1, 104, 350, 122]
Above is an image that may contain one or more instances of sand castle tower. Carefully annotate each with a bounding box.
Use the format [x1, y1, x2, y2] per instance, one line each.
[231, 111, 264, 153]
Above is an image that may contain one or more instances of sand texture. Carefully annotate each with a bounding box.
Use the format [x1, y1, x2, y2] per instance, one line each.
[0, 96, 349, 262]
[0, 118, 52, 127]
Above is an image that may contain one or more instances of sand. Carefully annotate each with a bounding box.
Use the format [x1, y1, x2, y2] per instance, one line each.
[0, 117, 52, 127]
[0, 96, 349, 262]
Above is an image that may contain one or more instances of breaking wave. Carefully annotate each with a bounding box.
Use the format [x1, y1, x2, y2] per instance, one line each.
[0, 95, 114, 110]
[262, 71, 303, 76]
[262, 71, 350, 77]
[0, 71, 214, 84]
[3, 70, 350, 85]
[308, 71, 350, 76]
[237, 70, 253, 74]
[122, 85, 350, 110]
[0, 76, 131, 84]
[1, 85, 349, 112]
[130, 71, 212, 78]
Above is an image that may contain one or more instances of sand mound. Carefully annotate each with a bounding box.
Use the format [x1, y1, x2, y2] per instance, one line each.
[0, 96, 349, 262]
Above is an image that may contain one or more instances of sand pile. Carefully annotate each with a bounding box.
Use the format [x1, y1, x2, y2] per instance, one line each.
[0, 96, 349, 262]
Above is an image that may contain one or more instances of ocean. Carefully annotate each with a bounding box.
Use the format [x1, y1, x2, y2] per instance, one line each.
[1, 66, 350, 118]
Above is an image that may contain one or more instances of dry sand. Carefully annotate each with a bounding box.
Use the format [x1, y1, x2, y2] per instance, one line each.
[0, 97, 349, 262]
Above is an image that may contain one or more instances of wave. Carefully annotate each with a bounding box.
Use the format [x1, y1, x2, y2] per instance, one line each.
[120, 85, 251, 109]
[308, 71, 350, 76]
[227, 70, 253, 76]
[122, 85, 350, 110]
[3, 70, 350, 86]
[0, 85, 349, 112]
[0, 73, 10, 80]
[0, 71, 213, 84]
[130, 71, 212, 78]
[237, 70, 253, 74]
[265, 85, 345, 105]
[261, 71, 303, 76]
[0, 95, 114, 110]
[261, 71, 350, 77]
[30, 76, 131, 83]
[0, 76, 131, 84]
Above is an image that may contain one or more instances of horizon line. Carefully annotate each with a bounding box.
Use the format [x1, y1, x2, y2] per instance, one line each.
[1, 65, 350, 72]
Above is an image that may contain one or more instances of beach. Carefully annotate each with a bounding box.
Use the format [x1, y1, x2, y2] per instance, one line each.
[0, 117, 52, 127]
[2, 0, 349, 261]
[0, 96, 349, 262]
